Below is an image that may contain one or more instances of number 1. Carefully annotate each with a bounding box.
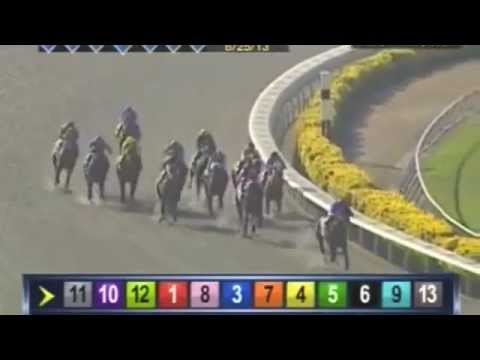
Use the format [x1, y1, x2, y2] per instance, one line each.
[169, 285, 177, 304]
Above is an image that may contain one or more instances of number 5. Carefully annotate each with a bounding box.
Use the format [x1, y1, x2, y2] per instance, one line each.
[328, 285, 338, 304]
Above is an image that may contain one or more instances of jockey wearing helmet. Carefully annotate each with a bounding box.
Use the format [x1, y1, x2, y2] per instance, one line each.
[115, 106, 141, 147]
[191, 129, 217, 173]
[89, 136, 112, 156]
[241, 141, 261, 162]
[263, 151, 286, 182]
[329, 193, 354, 222]
[196, 129, 217, 153]
[58, 121, 79, 157]
[163, 140, 185, 169]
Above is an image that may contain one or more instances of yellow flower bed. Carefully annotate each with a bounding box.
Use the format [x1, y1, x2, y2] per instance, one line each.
[295, 49, 480, 259]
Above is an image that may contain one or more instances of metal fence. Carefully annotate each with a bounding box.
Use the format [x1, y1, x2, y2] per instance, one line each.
[400, 90, 480, 237]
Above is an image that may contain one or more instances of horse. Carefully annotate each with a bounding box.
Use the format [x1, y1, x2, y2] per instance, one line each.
[236, 180, 264, 238]
[155, 162, 188, 224]
[52, 137, 79, 191]
[204, 162, 229, 217]
[263, 167, 284, 216]
[315, 215, 350, 270]
[190, 146, 212, 199]
[83, 151, 110, 201]
[116, 151, 142, 203]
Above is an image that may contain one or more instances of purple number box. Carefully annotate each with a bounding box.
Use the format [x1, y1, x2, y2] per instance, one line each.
[94, 281, 124, 309]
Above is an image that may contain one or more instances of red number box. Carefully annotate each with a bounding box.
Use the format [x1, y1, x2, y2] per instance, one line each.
[158, 282, 189, 309]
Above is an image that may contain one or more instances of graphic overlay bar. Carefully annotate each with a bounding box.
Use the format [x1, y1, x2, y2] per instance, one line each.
[23, 274, 460, 315]
[38, 45, 291, 54]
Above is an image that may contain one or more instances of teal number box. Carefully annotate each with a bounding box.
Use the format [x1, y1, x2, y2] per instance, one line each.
[382, 282, 412, 309]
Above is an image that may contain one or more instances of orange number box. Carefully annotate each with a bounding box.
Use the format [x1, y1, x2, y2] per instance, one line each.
[254, 282, 284, 308]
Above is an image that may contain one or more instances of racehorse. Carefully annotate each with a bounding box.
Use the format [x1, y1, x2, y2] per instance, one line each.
[204, 162, 229, 217]
[262, 167, 284, 216]
[236, 180, 264, 238]
[116, 151, 142, 203]
[52, 137, 79, 191]
[315, 215, 350, 270]
[83, 151, 110, 201]
[155, 162, 188, 224]
[190, 145, 212, 199]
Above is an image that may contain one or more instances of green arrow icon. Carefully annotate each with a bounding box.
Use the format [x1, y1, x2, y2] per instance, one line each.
[39, 286, 55, 308]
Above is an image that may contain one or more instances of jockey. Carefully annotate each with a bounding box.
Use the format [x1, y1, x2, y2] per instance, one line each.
[157, 157, 177, 185]
[119, 136, 140, 166]
[329, 194, 354, 222]
[192, 130, 217, 170]
[205, 150, 226, 177]
[89, 136, 112, 156]
[196, 129, 216, 153]
[163, 140, 185, 167]
[262, 151, 286, 183]
[241, 141, 261, 162]
[115, 106, 141, 144]
[240, 166, 259, 200]
[59, 121, 79, 143]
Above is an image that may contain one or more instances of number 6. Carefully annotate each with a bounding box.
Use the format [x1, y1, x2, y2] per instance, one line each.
[360, 285, 371, 304]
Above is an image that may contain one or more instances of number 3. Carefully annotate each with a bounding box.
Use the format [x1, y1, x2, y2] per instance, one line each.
[232, 285, 243, 304]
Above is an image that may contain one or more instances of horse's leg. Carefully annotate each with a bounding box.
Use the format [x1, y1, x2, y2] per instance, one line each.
[330, 241, 337, 263]
[218, 192, 224, 210]
[99, 181, 106, 200]
[344, 244, 350, 271]
[119, 179, 126, 203]
[87, 181, 93, 201]
[243, 211, 249, 238]
[130, 179, 138, 201]
[205, 183, 214, 216]
[65, 169, 72, 191]
[265, 195, 271, 216]
[316, 223, 326, 254]
[277, 194, 283, 215]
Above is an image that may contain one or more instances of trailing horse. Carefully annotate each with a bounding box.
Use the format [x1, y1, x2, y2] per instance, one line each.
[52, 137, 79, 191]
[156, 162, 188, 224]
[83, 152, 110, 201]
[236, 180, 264, 238]
[204, 162, 229, 217]
[262, 167, 284, 216]
[316, 216, 350, 270]
[116, 152, 142, 203]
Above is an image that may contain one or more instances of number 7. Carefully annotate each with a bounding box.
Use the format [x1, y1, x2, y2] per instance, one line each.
[265, 285, 274, 303]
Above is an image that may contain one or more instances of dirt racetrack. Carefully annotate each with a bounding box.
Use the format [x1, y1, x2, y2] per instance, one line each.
[0, 46, 477, 315]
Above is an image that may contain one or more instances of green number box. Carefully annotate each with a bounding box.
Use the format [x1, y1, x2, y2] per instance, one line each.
[126, 282, 156, 309]
[317, 282, 347, 309]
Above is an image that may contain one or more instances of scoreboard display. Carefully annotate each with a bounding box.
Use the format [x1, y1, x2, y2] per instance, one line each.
[23, 274, 460, 315]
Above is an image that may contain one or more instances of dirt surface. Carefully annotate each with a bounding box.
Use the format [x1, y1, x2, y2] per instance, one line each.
[336, 60, 480, 190]
[0, 46, 478, 315]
